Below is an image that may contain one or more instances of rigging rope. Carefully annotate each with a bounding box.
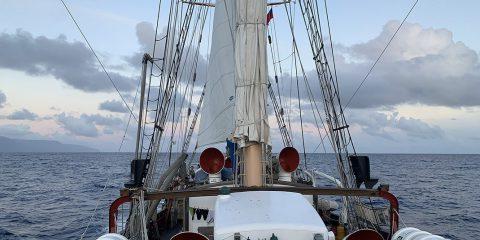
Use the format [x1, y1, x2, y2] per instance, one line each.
[170, 5, 208, 154]
[143, 0, 201, 186]
[343, 0, 420, 110]
[119, 79, 142, 151]
[283, 2, 333, 155]
[78, 72, 140, 240]
[295, 0, 368, 230]
[267, 19, 292, 146]
[323, 0, 340, 99]
[133, 3, 212, 228]
[58, 1, 145, 238]
[294, 52, 308, 168]
[59, 0, 137, 123]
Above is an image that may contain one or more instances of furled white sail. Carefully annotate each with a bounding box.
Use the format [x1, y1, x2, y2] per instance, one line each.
[197, 0, 236, 147]
[233, 0, 270, 145]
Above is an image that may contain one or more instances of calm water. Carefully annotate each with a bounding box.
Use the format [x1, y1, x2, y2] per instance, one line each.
[0, 153, 479, 239]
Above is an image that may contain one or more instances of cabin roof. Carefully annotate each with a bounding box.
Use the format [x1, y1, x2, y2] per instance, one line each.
[214, 191, 328, 235]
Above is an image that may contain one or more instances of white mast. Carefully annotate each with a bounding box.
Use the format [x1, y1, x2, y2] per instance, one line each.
[233, 0, 269, 186]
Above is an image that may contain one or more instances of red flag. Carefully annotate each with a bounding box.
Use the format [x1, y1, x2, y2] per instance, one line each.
[266, 8, 273, 25]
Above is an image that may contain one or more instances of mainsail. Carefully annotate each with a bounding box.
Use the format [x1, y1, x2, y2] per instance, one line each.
[230, 0, 270, 187]
[197, 0, 236, 147]
[233, 0, 270, 145]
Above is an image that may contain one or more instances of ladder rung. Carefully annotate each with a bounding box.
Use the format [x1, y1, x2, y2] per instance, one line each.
[333, 125, 349, 131]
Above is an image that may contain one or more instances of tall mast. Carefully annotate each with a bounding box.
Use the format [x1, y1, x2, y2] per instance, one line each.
[233, 0, 270, 186]
[134, 54, 150, 160]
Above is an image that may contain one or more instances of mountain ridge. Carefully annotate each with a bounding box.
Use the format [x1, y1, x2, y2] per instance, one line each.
[0, 136, 98, 152]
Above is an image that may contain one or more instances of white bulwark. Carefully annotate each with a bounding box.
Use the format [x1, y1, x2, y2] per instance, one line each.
[214, 191, 332, 239]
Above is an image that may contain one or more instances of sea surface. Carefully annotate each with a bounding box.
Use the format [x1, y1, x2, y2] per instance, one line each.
[0, 153, 479, 239]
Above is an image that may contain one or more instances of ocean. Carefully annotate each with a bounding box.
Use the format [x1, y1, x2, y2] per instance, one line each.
[0, 153, 478, 239]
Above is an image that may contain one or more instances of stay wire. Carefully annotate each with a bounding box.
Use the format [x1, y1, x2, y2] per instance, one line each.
[59, 0, 137, 123]
[118, 78, 142, 152]
[143, 0, 183, 184]
[294, 49, 308, 168]
[167, 3, 209, 155]
[146, 1, 208, 187]
[284, 3, 333, 154]
[343, 0, 419, 110]
[141, 0, 164, 156]
[323, 0, 340, 102]
[321, 0, 357, 155]
[57, 1, 141, 238]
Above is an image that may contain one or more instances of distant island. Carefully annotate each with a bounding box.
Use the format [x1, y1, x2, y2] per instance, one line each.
[0, 136, 98, 152]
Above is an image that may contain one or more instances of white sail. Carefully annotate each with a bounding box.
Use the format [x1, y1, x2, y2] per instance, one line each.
[197, 0, 237, 147]
[233, 0, 270, 145]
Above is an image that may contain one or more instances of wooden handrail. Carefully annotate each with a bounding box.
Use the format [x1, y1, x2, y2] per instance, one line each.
[109, 186, 399, 236]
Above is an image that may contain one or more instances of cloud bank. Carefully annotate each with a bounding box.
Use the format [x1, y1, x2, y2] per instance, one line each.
[334, 21, 480, 108]
[6, 109, 38, 120]
[55, 113, 123, 137]
[2, 20, 477, 152]
[0, 29, 136, 92]
[349, 111, 444, 140]
[274, 22, 480, 111]
[0, 124, 36, 138]
[99, 99, 128, 113]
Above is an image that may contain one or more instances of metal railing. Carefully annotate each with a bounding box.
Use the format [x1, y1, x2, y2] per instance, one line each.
[109, 186, 399, 237]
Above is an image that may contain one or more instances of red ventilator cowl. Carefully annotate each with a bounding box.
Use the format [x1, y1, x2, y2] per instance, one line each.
[171, 232, 209, 240]
[278, 147, 300, 172]
[199, 148, 224, 174]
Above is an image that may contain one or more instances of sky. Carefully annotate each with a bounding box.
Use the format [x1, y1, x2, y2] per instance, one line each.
[0, 0, 479, 153]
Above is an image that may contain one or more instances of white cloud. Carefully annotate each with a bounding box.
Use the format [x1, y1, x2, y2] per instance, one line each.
[55, 112, 124, 138]
[396, 116, 444, 139]
[349, 111, 444, 140]
[82, 113, 123, 127]
[56, 113, 99, 137]
[332, 21, 480, 108]
[99, 99, 128, 113]
[349, 21, 455, 62]
[6, 108, 38, 120]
